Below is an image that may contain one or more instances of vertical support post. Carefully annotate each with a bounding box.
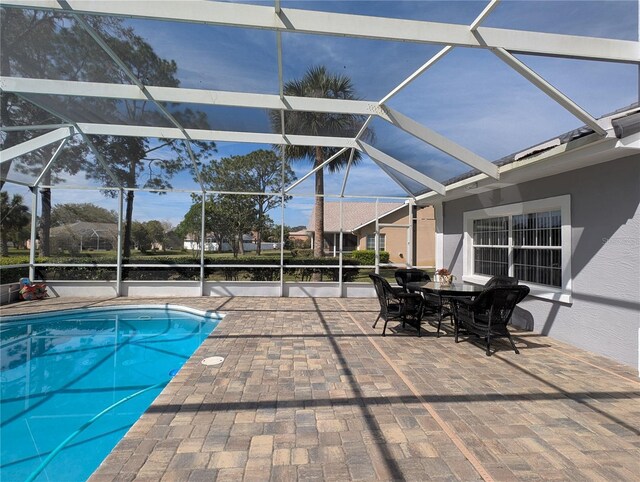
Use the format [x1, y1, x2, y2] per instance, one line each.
[434, 202, 444, 270]
[333, 233, 337, 257]
[29, 186, 38, 281]
[280, 158, 286, 297]
[507, 212, 514, 277]
[200, 194, 206, 296]
[277, 27, 286, 298]
[375, 199, 380, 274]
[338, 197, 344, 297]
[408, 199, 415, 267]
[116, 189, 124, 296]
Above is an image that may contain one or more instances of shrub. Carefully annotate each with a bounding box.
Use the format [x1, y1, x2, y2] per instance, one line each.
[283, 257, 361, 282]
[1, 256, 46, 283]
[290, 248, 314, 258]
[1, 255, 364, 283]
[349, 250, 390, 265]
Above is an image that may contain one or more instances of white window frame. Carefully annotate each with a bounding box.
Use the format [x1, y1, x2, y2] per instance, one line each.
[366, 233, 386, 251]
[462, 195, 572, 303]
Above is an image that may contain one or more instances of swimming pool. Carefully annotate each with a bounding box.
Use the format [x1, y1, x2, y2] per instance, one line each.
[0, 305, 221, 482]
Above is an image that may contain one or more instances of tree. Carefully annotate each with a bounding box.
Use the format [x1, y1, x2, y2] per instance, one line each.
[212, 195, 256, 257]
[51, 203, 118, 226]
[269, 66, 371, 266]
[176, 196, 256, 258]
[145, 220, 166, 250]
[0, 192, 30, 256]
[85, 56, 217, 259]
[199, 149, 295, 254]
[127, 220, 168, 252]
[0, 9, 132, 256]
[131, 221, 151, 253]
[163, 229, 183, 251]
[176, 201, 204, 251]
[1, 9, 216, 258]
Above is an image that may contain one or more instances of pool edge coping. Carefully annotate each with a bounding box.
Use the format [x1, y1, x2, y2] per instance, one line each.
[0, 304, 225, 323]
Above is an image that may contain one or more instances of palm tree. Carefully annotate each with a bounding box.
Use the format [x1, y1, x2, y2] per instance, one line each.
[270, 65, 371, 259]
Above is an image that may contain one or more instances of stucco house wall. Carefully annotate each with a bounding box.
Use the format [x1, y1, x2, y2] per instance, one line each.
[357, 206, 435, 266]
[441, 153, 640, 370]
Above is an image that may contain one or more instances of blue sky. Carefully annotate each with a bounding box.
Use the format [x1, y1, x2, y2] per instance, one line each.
[3, 0, 638, 228]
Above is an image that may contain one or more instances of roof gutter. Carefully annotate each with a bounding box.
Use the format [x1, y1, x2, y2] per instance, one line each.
[415, 132, 620, 206]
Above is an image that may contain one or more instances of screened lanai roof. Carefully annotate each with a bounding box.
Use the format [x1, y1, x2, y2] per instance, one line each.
[1, 0, 639, 200]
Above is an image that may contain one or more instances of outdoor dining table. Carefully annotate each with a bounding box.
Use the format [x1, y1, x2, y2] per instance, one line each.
[406, 281, 485, 337]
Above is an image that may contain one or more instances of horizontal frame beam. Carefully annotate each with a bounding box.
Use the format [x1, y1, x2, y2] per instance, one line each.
[285, 147, 348, 193]
[76, 122, 359, 148]
[0, 126, 73, 163]
[1, 76, 383, 116]
[373, 159, 417, 198]
[358, 141, 446, 195]
[382, 107, 499, 179]
[492, 48, 608, 136]
[2, 77, 499, 172]
[0, 123, 72, 132]
[5, 0, 638, 62]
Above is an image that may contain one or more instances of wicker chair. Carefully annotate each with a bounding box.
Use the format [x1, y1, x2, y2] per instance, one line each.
[455, 285, 530, 355]
[485, 275, 518, 288]
[369, 273, 425, 336]
[394, 268, 430, 292]
[394, 268, 447, 329]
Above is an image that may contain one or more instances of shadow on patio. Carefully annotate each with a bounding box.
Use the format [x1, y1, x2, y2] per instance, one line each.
[2, 297, 638, 481]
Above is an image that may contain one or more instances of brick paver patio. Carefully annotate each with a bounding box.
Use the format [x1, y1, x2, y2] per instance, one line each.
[2, 297, 639, 481]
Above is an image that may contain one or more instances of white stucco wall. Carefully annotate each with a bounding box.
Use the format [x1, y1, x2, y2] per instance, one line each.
[33, 281, 377, 299]
[442, 154, 640, 372]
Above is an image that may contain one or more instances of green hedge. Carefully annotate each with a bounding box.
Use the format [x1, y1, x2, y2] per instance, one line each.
[1, 255, 364, 282]
[348, 250, 390, 265]
[289, 248, 314, 258]
[0, 256, 44, 284]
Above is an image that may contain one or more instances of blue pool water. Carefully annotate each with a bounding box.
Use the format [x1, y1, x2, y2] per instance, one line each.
[0, 306, 220, 482]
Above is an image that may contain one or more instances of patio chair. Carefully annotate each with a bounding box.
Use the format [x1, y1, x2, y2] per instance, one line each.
[485, 275, 518, 288]
[455, 285, 530, 355]
[394, 268, 430, 292]
[394, 268, 446, 326]
[369, 273, 425, 336]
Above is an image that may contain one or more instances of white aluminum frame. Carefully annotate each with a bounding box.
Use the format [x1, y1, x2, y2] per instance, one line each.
[6, 1, 637, 62]
[1, 1, 635, 298]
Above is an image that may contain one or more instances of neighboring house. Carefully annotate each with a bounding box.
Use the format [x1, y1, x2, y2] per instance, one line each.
[184, 233, 281, 252]
[50, 222, 118, 253]
[307, 202, 435, 266]
[418, 106, 640, 372]
[288, 229, 310, 248]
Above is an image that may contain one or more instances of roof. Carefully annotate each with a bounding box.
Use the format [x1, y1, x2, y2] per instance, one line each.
[50, 222, 118, 238]
[307, 202, 405, 233]
[432, 102, 640, 193]
[415, 103, 640, 205]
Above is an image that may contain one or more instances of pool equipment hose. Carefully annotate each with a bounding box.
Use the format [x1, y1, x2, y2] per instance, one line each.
[25, 380, 168, 482]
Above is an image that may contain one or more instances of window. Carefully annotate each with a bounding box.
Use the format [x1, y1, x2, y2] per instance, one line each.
[512, 211, 562, 287]
[366, 234, 385, 251]
[472, 216, 509, 277]
[463, 195, 571, 302]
